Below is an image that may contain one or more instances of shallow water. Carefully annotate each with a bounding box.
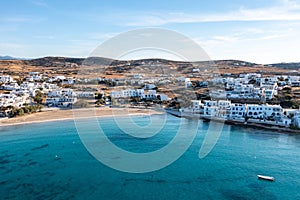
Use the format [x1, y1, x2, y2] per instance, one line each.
[1, 115, 300, 199]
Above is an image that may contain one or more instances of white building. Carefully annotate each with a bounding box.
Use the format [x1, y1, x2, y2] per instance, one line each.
[292, 113, 300, 128]
[62, 77, 75, 85]
[203, 100, 218, 117]
[288, 76, 300, 87]
[203, 100, 217, 107]
[191, 100, 203, 112]
[157, 94, 168, 101]
[110, 89, 145, 98]
[246, 104, 264, 119]
[76, 92, 95, 98]
[133, 74, 144, 79]
[142, 90, 157, 100]
[0, 93, 27, 108]
[230, 104, 246, 119]
[143, 84, 156, 90]
[1, 83, 19, 91]
[262, 84, 278, 100]
[48, 89, 75, 97]
[185, 78, 192, 88]
[218, 100, 231, 110]
[247, 104, 282, 120]
[203, 106, 218, 117]
[45, 97, 77, 107]
[0, 75, 14, 83]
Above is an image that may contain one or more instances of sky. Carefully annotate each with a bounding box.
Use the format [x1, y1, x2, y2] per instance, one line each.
[1, 0, 300, 64]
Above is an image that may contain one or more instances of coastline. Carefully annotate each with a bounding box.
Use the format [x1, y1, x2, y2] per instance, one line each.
[202, 117, 300, 134]
[166, 109, 300, 134]
[0, 107, 165, 127]
[1, 107, 299, 134]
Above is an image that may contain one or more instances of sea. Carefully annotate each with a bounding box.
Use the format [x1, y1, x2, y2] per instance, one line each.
[0, 114, 300, 200]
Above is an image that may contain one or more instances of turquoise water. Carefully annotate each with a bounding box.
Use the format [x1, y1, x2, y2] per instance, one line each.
[1, 115, 300, 199]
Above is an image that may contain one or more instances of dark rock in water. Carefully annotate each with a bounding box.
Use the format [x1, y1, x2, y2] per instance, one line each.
[30, 144, 49, 151]
[0, 158, 10, 165]
[24, 152, 31, 157]
[0, 180, 8, 186]
[28, 161, 38, 166]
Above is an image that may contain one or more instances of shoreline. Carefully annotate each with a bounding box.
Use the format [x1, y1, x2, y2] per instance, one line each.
[166, 109, 300, 134]
[201, 117, 300, 134]
[0, 107, 165, 127]
[1, 107, 299, 134]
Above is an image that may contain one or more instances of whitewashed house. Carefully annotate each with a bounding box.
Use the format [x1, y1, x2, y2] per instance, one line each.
[143, 84, 156, 90]
[0, 75, 14, 83]
[62, 77, 75, 85]
[262, 84, 278, 100]
[203, 100, 217, 107]
[76, 92, 95, 98]
[45, 97, 77, 107]
[133, 74, 144, 79]
[185, 78, 192, 88]
[230, 104, 246, 119]
[288, 76, 300, 87]
[191, 100, 203, 112]
[110, 89, 145, 98]
[142, 90, 156, 100]
[177, 76, 186, 82]
[247, 104, 282, 120]
[292, 113, 300, 128]
[218, 100, 231, 110]
[246, 104, 265, 119]
[203, 106, 218, 117]
[48, 89, 75, 97]
[203, 100, 218, 117]
[1, 83, 19, 91]
[156, 94, 168, 101]
[0, 93, 27, 108]
[54, 76, 66, 81]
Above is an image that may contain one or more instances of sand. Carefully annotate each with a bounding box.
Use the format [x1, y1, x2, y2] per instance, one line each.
[0, 107, 164, 127]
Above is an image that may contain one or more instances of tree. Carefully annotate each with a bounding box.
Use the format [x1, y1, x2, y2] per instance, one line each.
[17, 108, 24, 116]
[33, 90, 44, 104]
[95, 93, 103, 100]
[95, 99, 105, 105]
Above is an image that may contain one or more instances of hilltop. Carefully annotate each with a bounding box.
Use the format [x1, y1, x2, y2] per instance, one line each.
[0, 56, 299, 79]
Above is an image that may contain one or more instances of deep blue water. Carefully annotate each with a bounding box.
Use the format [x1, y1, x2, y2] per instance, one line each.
[1, 114, 300, 199]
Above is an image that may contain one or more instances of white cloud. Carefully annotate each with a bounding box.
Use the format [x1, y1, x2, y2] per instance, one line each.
[34, 35, 55, 40]
[121, 1, 300, 26]
[31, 0, 48, 7]
[0, 16, 44, 24]
[0, 42, 23, 49]
[87, 32, 119, 41]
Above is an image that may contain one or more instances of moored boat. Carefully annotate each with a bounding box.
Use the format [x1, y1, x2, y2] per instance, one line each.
[257, 175, 275, 181]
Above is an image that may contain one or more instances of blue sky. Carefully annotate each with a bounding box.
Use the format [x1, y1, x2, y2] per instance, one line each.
[1, 0, 300, 63]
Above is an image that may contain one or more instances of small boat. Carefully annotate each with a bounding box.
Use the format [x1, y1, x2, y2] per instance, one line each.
[257, 175, 275, 181]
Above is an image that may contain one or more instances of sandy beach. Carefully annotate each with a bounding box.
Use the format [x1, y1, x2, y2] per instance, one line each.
[0, 107, 165, 127]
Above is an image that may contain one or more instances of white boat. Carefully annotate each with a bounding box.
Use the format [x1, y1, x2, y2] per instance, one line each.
[257, 175, 275, 181]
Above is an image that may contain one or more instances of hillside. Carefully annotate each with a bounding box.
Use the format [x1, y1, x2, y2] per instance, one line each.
[269, 62, 300, 70]
[0, 57, 299, 78]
